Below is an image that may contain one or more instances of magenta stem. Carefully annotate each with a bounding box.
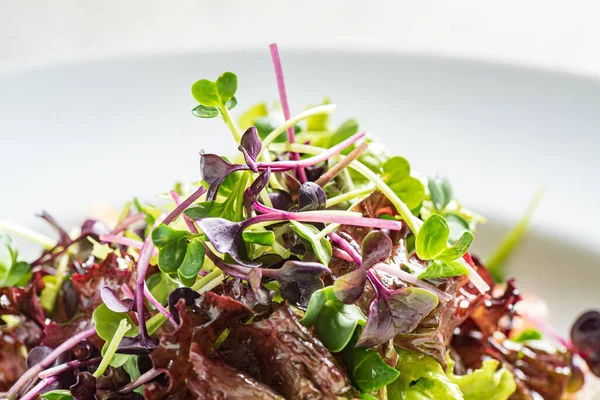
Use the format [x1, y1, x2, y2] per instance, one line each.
[5, 326, 96, 399]
[111, 213, 146, 235]
[257, 131, 366, 170]
[20, 376, 59, 400]
[144, 283, 179, 327]
[250, 201, 403, 231]
[329, 232, 362, 266]
[169, 190, 200, 233]
[99, 234, 158, 256]
[117, 367, 167, 395]
[38, 357, 102, 379]
[121, 283, 135, 299]
[163, 186, 206, 226]
[269, 43, 307, 183]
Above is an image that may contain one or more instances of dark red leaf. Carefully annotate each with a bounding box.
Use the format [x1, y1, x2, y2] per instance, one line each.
[0, 285, 46, 326]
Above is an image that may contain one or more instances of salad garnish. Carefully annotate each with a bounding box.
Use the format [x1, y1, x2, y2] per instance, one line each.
[0, 44, 597, 400]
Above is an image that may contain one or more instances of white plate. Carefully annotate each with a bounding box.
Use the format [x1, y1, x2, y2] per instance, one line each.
[0, 50, 598, 334]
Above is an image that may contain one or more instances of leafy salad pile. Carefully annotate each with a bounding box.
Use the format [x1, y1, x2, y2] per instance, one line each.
[0, 44, 598, 400]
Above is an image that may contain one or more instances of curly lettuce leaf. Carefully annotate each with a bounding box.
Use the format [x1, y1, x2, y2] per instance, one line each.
[447, 358, 516, 400]
[387, 348, 464, 400]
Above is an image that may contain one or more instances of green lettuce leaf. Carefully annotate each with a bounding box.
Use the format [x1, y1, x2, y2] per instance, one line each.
[447, 358, 516, 400]
[387, 348, 464, 400]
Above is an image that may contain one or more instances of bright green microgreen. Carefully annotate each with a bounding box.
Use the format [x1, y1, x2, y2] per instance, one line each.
[93, 304, 137, 368]
[146, 272, 180, 304]
[290, 221, 332, 266]
[0, 234, 31, 287]
[314, 298, 366, 352]
[39, 390, 72, 400]
[151, 225, 205, 280]
[93, 318, 131, 377]
[513, 329, 543, 343]
[381, 156, 425, 210]
[123, 355, 145, 395]
[428, 175, 453, 212]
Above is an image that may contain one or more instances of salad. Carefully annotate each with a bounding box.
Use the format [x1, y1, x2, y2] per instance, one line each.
[0, 44, 598, 400]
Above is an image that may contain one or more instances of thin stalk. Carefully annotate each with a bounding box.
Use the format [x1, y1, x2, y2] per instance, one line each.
[117, 367, 167, 395]
[326, 185, 374, 208]
[260, 104, 337, 161]
[0, 219, 56, 249]
[315, 223, 340, 240]
[38, 356, 102, 379]
[332, 247, 355, 262]
[163, 186, 207, 226]
[144, 284, 178, 327]
[374, 263, 452, 302]
[269, 43, 307, 182]
[250, 202, 403, 231]
[93, 319, 130, 377]
[329, 232, 362, 265]
[315, 142, 368, 187]
[219, 105, 241, 143]
[268, 142, 490, 294]
[5, 326, 96, 399]
[169, 191, 199, 233]
[20, 376, 59, 400]
[111, 213, 145, 235]
[99, 234, 158, 256]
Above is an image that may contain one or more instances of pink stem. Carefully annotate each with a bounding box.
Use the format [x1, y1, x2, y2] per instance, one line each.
[111, 213, 146, 235]
[329, 232, 362, 265]
[163, 186, 206, 226]
[332, 247, 355, 263]
[251, 201, 403, 231]
[257, 131, 366, 170]
[269, 43, 307, 183]
[38, 357, 102, 379]
[99, 234, 158, 256]
[144, 283, 178, 327]
[5, 327, 96, 399]
[117, 367, 167, 395]
[20, 376, 59, 400]
[373, 262, 452, 302]
[169, 190, 200, 234]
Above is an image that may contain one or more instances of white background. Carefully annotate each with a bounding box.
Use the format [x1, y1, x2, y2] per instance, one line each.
[1, 0, 600, 77]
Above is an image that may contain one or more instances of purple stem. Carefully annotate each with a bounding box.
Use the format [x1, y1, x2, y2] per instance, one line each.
[373, 262, 452, 302]
[256, 131, 366, 170]
[329, 232, 362, 266]
[133, 230, 162, 339]
[20, 376, 59, 400]
[163, 186, 206, 226]
[169, 190, 200, 233]
[111, 213, 146, 235]
[5, 327, 96, 399]
[38, 357, 102, 379]
[332, 247, 355, 263]
[250, 201, 404, 231]
[269, 43, 307, 183]
[121, 283, 135, 299]
[144, 283, 179, 327]
[99, 234, 158, 256]
[117, 367, 167, 395]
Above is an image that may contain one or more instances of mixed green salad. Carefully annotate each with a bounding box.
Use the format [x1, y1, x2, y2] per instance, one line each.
[0, 44, 598, 400]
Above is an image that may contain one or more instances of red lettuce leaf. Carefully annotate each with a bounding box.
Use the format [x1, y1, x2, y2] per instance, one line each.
[0, 285, 46, 326]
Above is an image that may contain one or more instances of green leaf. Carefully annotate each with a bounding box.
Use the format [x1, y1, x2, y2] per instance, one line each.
[447, 358, 516, 400]
[92, 304, 137, 342]
[226, 96, 237, 110]
[306, 97, 330, 131]
[152, 225, 204, 278]
[40, 390, 73, 400]
[216, 72, 238, 103]
[191, 79, 221, 107]
[146, 272, 179, 306]
[184, 201, 227, 220]
[314, 301, 366, 352]
[328, 119, 359, 148]
[301, 286, 334, 327]
[238, 102, 268, 131]
[428, 176, 453, 212]
[123, 355, 145, 395]
[416, 215, 450, 260]
[342, 333, 400, 392]
[2, 261, 31, 287]
[242, 231, 275, 246]
[437, 231, 474, 262]
[0, 234, 31, 287]
[512, 329, 543, 343]
[418, 260, 469, 280]
[387, 348, 464, 400]
[289, 221, 332, 266]
[382, 156, 410, 182]
[192, 104, 220, 118]
[389, 177, 425, 210]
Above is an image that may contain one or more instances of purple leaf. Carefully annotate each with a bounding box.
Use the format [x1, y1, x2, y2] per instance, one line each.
[266, 190, 293, 211]
[262, 260, 330, 309]
[196, 218, 260, 267]
[168, 288, 200, 324]
[199, 152, 249, 201]
[100, 286, 133, 313]
[117, 334, 159, 355]
[238, 126, 262, 172]
[356, 287, 439, 348]
[361, 231, 393, 270]
[70, 371, 96, 400]
[333, 269, 368, 304]
[243, 168, 271, 216]
[80, 219, 111, 237]
[298, 182, 327, 211]
[26, 346, 53, 368]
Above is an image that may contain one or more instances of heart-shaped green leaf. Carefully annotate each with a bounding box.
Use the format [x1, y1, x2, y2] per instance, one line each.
[290, 221, 332, 266]
[416, 214, 450, 260]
